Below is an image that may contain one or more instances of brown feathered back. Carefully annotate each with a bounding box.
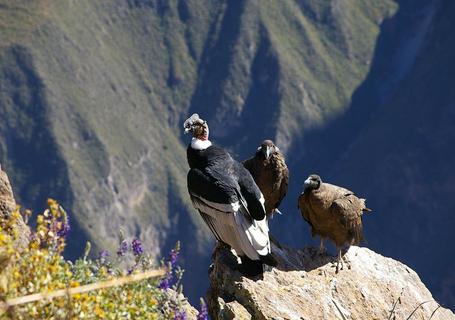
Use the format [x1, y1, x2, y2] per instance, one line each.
[298, 176, 370, 248]
[244, 140, 289, 217]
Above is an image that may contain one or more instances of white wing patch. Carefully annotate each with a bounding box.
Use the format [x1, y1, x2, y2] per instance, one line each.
[190, 194, 271, 260]
[231, 201, 240, 212]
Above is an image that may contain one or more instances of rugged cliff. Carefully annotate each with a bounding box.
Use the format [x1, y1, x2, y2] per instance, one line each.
[207, 241, 455, 319]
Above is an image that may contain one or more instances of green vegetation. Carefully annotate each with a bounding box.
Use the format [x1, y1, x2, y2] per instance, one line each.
[0, 199, 200, 319]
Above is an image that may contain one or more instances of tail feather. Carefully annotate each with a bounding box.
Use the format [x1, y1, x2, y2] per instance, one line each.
[360, 199, 372, 213]
[351, 222, 364, 245]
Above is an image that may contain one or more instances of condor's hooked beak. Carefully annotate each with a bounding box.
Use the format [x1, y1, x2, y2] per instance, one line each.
[265, 146, 271, 160]
[304, 178, 312, 188]
[260, 145, 271, 160]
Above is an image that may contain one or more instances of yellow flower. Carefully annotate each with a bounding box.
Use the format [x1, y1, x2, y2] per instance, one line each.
[47, 198, 57, 207]
[94, 306, 105, 317]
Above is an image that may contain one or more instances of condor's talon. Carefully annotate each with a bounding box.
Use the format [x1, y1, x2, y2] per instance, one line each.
[317, 238, 326, 256]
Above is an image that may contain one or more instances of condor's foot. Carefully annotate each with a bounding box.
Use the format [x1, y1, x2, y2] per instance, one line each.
[212, 241, 231, 259]
[332, 248, 351, 273]
[240, 256, 264, 279]
[260, 253, 278, 267]
[317, 238, 327, 256]
[312, 239, 327, 258]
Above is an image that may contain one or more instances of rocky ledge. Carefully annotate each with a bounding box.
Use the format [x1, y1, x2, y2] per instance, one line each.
[0, 167, 29, 250]
[207, 241, 454, 320]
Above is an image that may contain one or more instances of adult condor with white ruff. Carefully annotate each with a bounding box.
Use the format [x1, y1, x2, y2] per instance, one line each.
[243, 140, 289, 218]
[298, 174, 371, 272]
[184, 114, 275, 276]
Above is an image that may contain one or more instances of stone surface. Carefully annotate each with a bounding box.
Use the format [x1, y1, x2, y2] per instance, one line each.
[0, 168, 31, 295]
[0, 168, 29, 249]
[218, 298, 252, 320]
[0, 168, 16, 217]
[166, 289, 199, 319]
[207, 241, 455, 320]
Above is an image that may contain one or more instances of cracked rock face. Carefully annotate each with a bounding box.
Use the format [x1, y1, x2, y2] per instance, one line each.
[0, 168, 30, 292]
[207, 241, 455, 320]
[0, 168, 29, 249]
[0, 169, 16, 217]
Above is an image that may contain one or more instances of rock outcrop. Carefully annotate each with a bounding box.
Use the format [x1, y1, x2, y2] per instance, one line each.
[0, 166, 16, 217]
[0, 166, 29, 249]
[207, 241, 455, 319]
[0, 167, 30, 294]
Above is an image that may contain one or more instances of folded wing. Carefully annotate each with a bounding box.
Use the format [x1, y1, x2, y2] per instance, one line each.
[187, 166, 270, 260]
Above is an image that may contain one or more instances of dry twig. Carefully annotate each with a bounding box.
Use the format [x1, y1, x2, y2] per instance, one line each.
[0, 268, 165, 313]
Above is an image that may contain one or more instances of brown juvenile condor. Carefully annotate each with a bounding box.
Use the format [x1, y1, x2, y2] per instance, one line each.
[243, 140, 289, 219]
[298, 174, 371, 272]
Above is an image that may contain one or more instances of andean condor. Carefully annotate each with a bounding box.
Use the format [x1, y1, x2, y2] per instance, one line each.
[298, 174, 371, 272]
[184, 114, 275, 276]
[243, 140, 289, 218]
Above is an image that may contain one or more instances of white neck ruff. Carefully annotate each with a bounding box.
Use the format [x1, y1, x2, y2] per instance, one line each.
[191, 138, 212, 150]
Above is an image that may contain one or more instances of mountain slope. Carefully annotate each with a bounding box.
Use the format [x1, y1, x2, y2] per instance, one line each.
[5, 0, 453, 308]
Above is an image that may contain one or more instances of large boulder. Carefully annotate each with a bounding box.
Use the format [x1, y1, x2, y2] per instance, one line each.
[207, 241, 455, 319]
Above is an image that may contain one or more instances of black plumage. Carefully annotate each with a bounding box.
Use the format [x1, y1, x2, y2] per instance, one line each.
[184, 114, 274, 276]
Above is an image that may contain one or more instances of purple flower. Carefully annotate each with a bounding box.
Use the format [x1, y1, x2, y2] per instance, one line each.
[117, 239, 128, 257]
[174, 310, 186, 320]
[169, 249, 178, 267]
[197, 300, 208, 320]
[99, 250, 110, 260]
[131, 238, 144, 256]
[158, 273, 171, 290]
[127, 266, 134, 275]
[158, 244, 181, 290]
[56, 218, 71, 238]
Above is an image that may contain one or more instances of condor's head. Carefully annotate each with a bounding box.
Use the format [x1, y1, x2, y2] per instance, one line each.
[183, 113, 211, 150]
[257, 140, 279, 160]
[304, 174, 322, 191]
[183, 113, 209, 140]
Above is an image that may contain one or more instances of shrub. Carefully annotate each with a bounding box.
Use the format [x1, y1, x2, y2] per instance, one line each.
[0, 199, 197, 319]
